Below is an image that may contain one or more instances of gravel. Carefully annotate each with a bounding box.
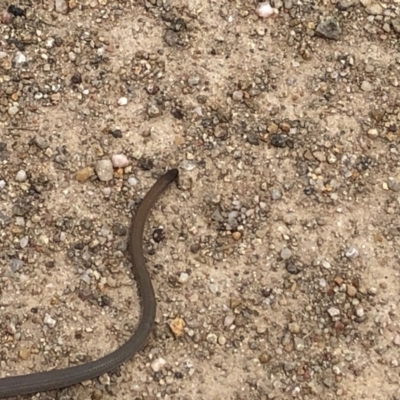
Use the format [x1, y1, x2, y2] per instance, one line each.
[95, 159, 114, 181]
[111, 154, 130, 168]
[15, 170, 27, 182]
[1, 1, 400, 399]
[315, 17, 342, 40]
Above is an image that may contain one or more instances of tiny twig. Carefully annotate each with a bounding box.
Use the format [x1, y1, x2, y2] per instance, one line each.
[37, 18, 56, 27]
[7, 127, 39, 132]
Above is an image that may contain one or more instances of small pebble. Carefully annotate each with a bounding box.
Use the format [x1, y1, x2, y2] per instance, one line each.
[288, 322, 300, 334]
[256, 2, 275, 18]
[92, 389, 103, 400]
[232, 91, 243, 102]
[334, 276, 343, 285]
[271, 188, 282, 200]
[367, 128, 379, 138]
[6, 323, 16, 335]
[15, 170, 27, 182]
[218, 335, 226, 345]
[44, 314, 56, 328]
[228, 212, 238, 226]
[193, 106, 202, 116]
[187, 76, 200, 86]
[68, 52, 76, 62]
[45, 38, 55, 48]
[392, 18, 400, 34]
[224, 314, 235, 327]
[356, 307, 364, 317]
[365, 3, 383, 15]
[0, 180, 6, 190]
[367, 287, 378, 295]
[270, 134, 289, 148]
[98, 374, 110, 385]
[107, 277, 116, 288]
[286, 261, 302, 274]
[387, 178, 400, 192]
[180, 160, 197, 171]
[19, 348, 31, 360]
[179, 272, 189, 283]
[118, 97, 128, 106]
[14, 52, 26, 67]
[80, 272, 91, 284]
[151, 358, 166, 372]
[111, 154, 129, 168]
[361, 81, 373, 91]
[294, 337, 305, 351]
[327, 153, 337, 164]
[127, 176, 138, 186]
[10, 259, 23, 272]
[347, 285, 357, 297]
[76, 167, 94, 182]
[332, 364, 342, 375]
[147, 105, 161, 118]
[232, 231, 241, 241]
[337, 0, 357, 10]
[313, 151, 326, 163]
[55, 0, 69, 14]
[280, 248, 292, 260]
[327, 307, 340, 317]
[20, 237, 29, 248]
[258, 352, 271, 364]
[322, 260, 331, 269]
[1, 11, 13, 24]
[95, 160, 113, 181]
[8, 106, 19, 116]
[111, 129, 122, 138]
[34, 137, 49, 149]
[209, 283, 218, 294]
[169, 317, 185, 337]
[315, 17, 342, 40]
[206, 333, 218, 344]
[256, 27, 266, 36]
[211, 209, 223, 222]
[345, 246, 359, 259]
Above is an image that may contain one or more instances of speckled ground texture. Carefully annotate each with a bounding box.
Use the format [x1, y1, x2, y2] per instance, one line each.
[0, 0, 400, 399]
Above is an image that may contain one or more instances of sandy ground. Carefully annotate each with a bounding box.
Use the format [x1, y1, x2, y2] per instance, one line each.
[1, 0, 400, 399]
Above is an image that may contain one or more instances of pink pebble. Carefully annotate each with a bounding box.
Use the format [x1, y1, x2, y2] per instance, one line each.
[111, 154, 130, 168]
[256, 2, 276, 18]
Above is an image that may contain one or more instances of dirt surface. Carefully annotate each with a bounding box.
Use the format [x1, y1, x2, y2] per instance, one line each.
[1, 0, 400, 399]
